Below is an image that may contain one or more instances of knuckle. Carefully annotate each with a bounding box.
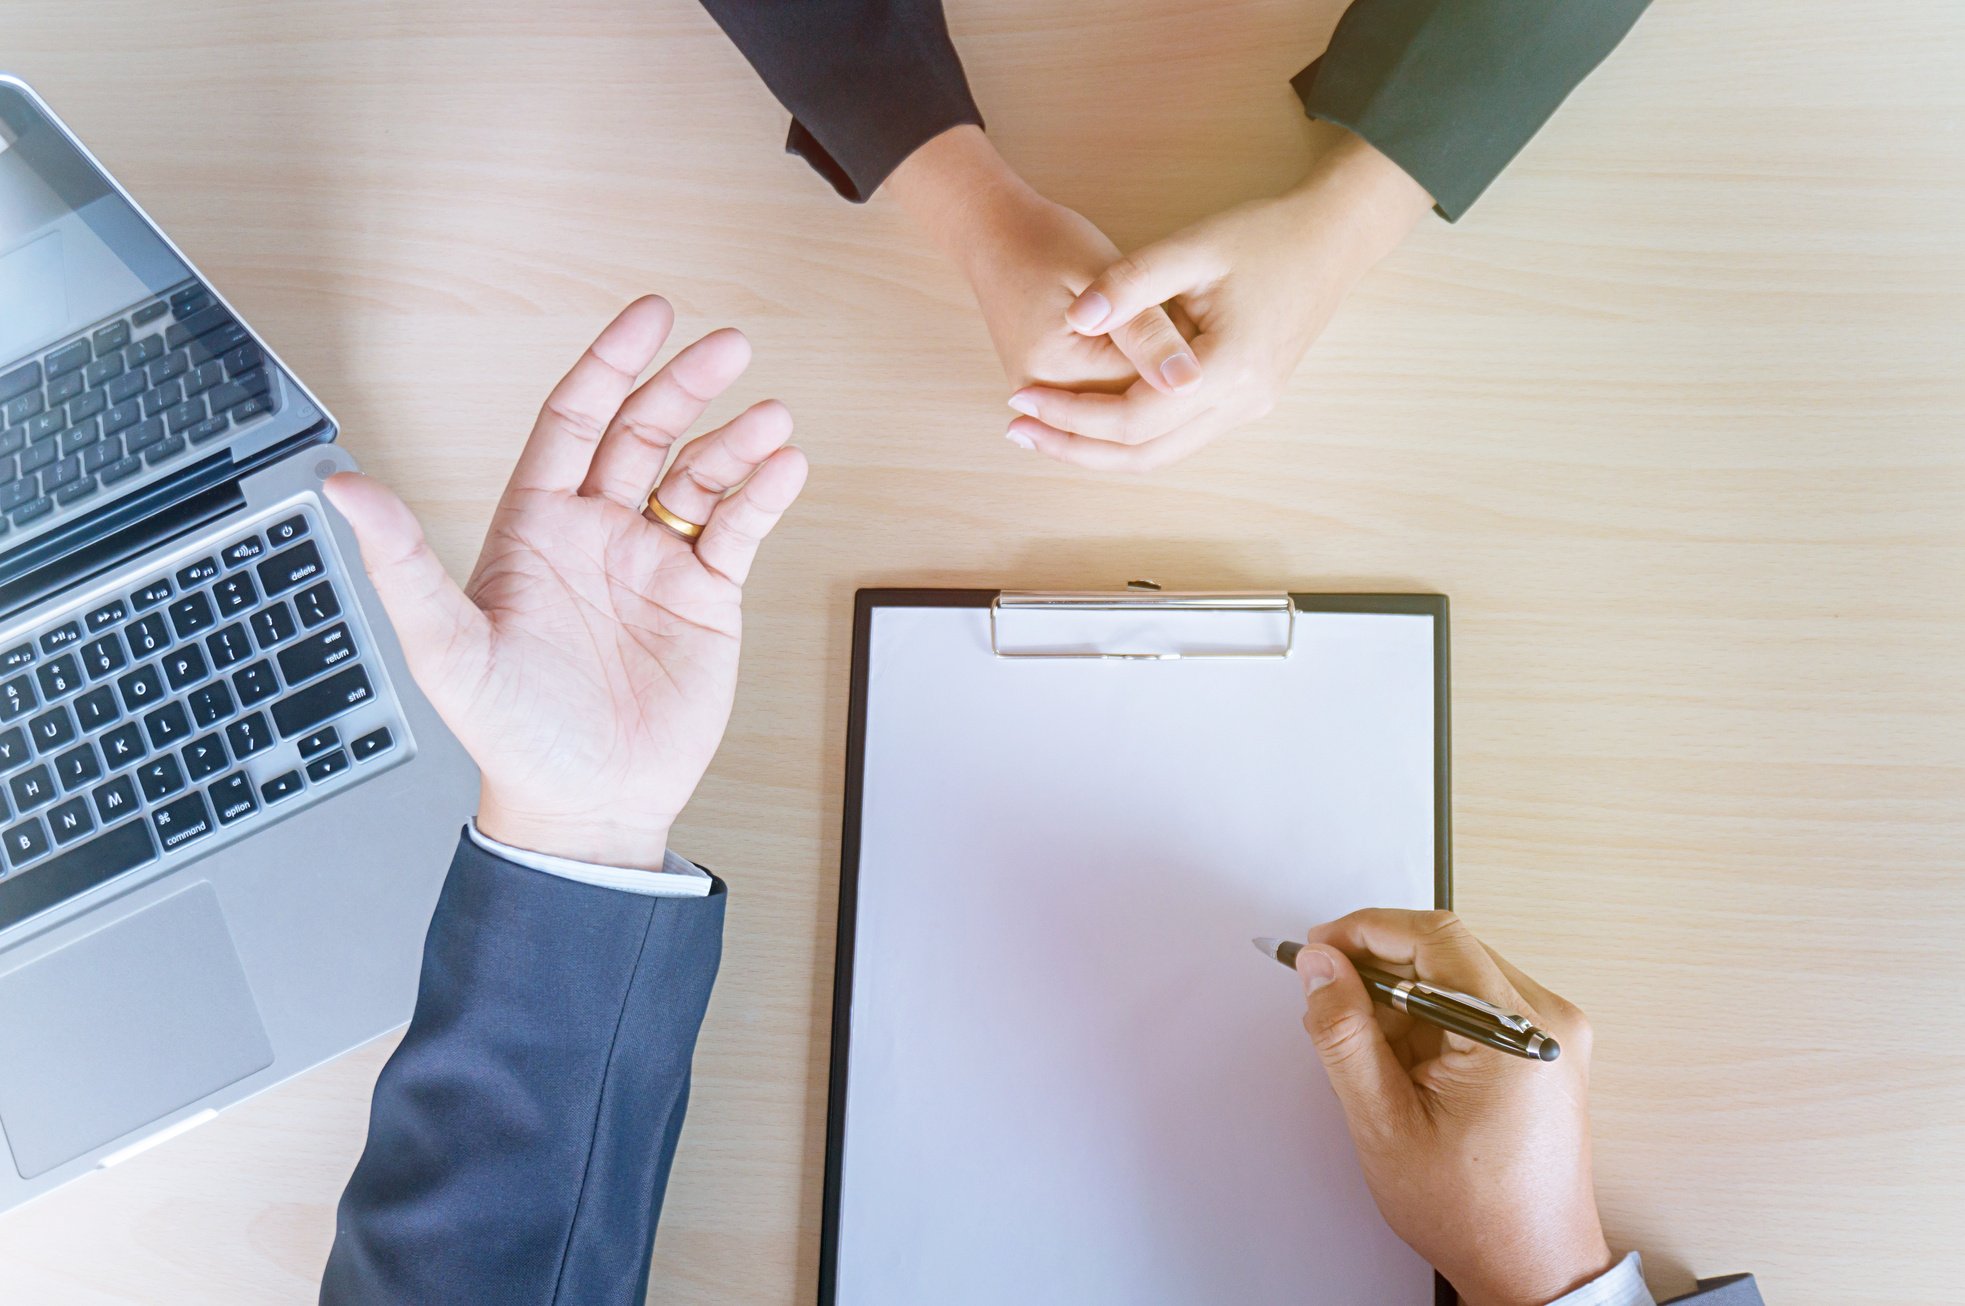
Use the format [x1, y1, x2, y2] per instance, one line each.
[1309, 1007, 1376, 1065]
[1103, 255, 1152, 301]
[1413, 910, 1464, 941]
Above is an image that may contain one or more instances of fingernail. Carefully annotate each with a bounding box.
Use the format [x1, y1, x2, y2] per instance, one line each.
[1007, 392, 1040, 418]
[1065, 291, 1111, 333]
[1005, 428, 1036, 451]
[1297, 947, 1336, 995]
[1159, 351, 1203, 392]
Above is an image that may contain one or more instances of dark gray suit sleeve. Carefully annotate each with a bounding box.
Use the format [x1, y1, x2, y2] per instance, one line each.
[1664, 1274, 1764, 1304]
[319, 833, 725, 1306]
[697, 0, 982, 201]
[1292, 0, 1651, 219]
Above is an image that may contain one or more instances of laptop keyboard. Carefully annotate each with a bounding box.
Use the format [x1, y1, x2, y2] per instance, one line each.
[0, 503, 407, 932]
[0, 280, 279, 537]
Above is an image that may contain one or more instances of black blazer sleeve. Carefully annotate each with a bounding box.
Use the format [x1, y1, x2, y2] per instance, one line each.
[1292, 0, 1651, 220]
[697, 0, 982, 202]
[319, 833, 726, 1306]
[1666, 1273, 1764, 1304]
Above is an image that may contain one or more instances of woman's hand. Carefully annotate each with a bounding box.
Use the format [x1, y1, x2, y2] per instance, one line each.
[1297, 909, 1616, 1306]
[1006, 129, 1432, 470]
[325, 296, 808, 869]
[886, 126, 1196, 420]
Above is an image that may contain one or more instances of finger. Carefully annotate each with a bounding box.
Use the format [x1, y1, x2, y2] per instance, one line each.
[580, 327, 753, 509]
[1297, 944, 1422, 1140]
[650, 398, 795, 527]
[1007, 379, 1205, 447]
[323, 473, 490, 696]
[1007, 413, 1222, 473]
[1306, 909, 1518, 1007]
[1065, 239, 1218, 341]
[510, 295, 676, 495]
[1482, 944, 1593, 1054]
[694, 446, 810, 586]
[1107, 302, 1202, 396]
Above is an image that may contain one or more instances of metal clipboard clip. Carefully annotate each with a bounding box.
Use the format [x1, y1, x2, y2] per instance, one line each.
[989, 581, 1296, 661]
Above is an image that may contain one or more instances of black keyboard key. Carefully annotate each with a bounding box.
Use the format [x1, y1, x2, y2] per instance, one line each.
[188, 681, 234, 729]
[10, 763, 56, 812]
[165, 304, 234, 351]
[183, 732, 228, 782]
[127, 612, 170, 656]
[132, 300, 168, 327]
[210, 771, 258, 825]
[168, 590, 216, 640]
[0, 644, 31, 672]
[250, 602, 296, 649]
[233, 660, 279, 707]
[222, 342, 263, 377]
[151, 790, 213, 852]
[125, 415, 167, 453]
[86, 600, 127, 632]
[137, 755, 185, 803]
[46, 796, 94, 846]
[0, 674, 37, 721]
[267, 513, 308, 546]
[100, 721, 145, 769]
[81, 440, 120, 474]
[271, 665, 374, 739]
[18, 441, 54, 475]
[106, 370, 145, 404]
[225, 711, 273, 760]
[48, 371, 84, 405]
[0, 726, 28, 772]
[0, 362, 40, 405]
[305, 749, 350, 784]
[294, 580, 340, 628]
[91, 774, 140, 825]
[66, 388, 106, 424]
[297, 726, 339, 759]
[28, 704, 75, 752]
[98, 454, 144, 486]
[59, 419, 100, 456]
[117, 663, 164, 712]
[162, 643, 208, 691]
[131, 579, 173, 611]
[125, 335, 165, 368]
[212, 573, 257, 616]
[221, 534, 264, 568]
[24, 410, 62, 441]
[3, 389, 43, 425]
[188, 323, 250, 366]
[143, 700, 192, 749]
[102, 398, 141, 436]
[92, 321, 131, 356]
[183, 359, 223, 397]
[80, 632, 128, 680]
[42, 453, 83, 491]
[82, 353, 124, 388]
[143, 434, 186, 466]
[165, 396, 207, 435]
[278, 623, 355, 685]
[175, 556, 220, 589]
[34, 653, 80, 700]
[74, 685, 118, 732]
[1, 816, 49, 869]
[7, 497, 51, 529]
[0, 480, 32, 514]
[189, 413, 230, 445]
[256, 540, 324, 596]
[46, 339, 91, 378]
[170, 286, 211, 319]
[148, 348, 189, 385]
[260, 770, 303, 805]
[53, 743, 103, 793]
[351, 726, 395, 762]
[207, 622, 252, 669]
[141, 386, 177, 420]
[0, 815, 156, 925]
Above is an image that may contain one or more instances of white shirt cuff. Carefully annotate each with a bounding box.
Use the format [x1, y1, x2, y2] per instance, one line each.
[467, 821, 713, 898]
[1547, 1252, 1655, 1306]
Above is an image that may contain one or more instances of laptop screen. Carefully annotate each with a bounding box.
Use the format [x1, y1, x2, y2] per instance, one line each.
[0, 80, 324, 557]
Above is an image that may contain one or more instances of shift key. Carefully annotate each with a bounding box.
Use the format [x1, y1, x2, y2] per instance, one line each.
[271, 665, 374, 738]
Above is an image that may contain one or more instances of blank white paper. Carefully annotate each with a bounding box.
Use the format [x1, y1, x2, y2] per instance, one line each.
[836, 603, 1439, 1304]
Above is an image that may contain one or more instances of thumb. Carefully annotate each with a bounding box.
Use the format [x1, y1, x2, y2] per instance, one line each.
[323, 472, 489, 697]
[1065, 240, 1215, 381]
[1297, 944, 1421, 1139]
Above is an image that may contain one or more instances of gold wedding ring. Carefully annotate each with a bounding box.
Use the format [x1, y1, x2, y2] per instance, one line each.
[643, 492, 705, 542]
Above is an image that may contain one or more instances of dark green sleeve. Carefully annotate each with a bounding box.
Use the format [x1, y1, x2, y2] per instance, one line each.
[1291, 0, 1650, 221]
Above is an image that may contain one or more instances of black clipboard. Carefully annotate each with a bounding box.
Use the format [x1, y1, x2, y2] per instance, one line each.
[820, 588, 1454, 1306]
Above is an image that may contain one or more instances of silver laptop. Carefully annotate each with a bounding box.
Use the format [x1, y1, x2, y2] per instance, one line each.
[0, 76, 475, 1211]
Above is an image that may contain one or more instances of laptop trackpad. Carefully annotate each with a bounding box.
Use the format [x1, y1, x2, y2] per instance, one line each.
[0, 883, 273, 1179]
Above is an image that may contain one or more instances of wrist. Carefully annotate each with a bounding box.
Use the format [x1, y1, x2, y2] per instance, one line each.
[1454, 1232, 1617, 1306]
[476, 798, 675, 873]
[886, 124, 1043, 275]
[1281, 127, 1435, 265]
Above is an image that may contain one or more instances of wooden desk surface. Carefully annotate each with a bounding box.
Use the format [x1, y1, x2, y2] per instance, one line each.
[3, 2, 1961, 1302]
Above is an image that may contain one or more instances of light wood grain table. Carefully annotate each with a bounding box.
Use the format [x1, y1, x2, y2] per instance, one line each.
[3, 2, 1961, 1302]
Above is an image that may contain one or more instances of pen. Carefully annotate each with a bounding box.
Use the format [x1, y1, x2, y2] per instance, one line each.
[1251, 936, 1560, 1062]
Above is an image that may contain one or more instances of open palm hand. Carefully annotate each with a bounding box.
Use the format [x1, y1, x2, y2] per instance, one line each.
[326, 297, 807, 868]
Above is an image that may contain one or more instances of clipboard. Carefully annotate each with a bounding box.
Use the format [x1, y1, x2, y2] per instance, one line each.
[822, 587, 1453, 1305]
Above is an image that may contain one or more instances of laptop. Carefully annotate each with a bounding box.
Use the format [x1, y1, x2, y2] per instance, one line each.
[0, 76, 476, 1211]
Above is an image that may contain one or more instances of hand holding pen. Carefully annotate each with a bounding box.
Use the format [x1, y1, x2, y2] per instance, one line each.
[1284, 910, 1617, 1306]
